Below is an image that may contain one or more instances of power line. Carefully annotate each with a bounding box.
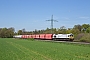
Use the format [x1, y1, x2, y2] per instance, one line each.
[46, 15, 58, 34]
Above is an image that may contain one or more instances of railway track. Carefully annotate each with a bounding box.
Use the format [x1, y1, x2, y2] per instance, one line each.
[54, 41, 90, 44]
[36, 40, 90, 45]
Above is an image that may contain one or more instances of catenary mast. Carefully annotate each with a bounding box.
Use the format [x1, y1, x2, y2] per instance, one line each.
[46, 15, 58, 34]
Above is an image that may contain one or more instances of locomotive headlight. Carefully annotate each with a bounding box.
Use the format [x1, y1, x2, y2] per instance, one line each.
[70, 36, 74, 40]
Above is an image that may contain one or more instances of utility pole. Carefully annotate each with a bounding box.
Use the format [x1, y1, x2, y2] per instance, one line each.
[46, 15, 58, 34]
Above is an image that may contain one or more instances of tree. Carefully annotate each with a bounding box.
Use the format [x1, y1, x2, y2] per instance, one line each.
[59, 26, 67, 34]
[86, 27, 90, 33]
[66, 28, 72, 34]
[71, 29, 80, 34]
[82, 24, 90, 33]
[34, 29, 38, 34]
[8, 27, 15, 37]
[53, 28, 57, 34]
[73, 24, 82, 32]
[44, 28, 51, 34]
[0, 28, 8, 38]
[0, 27, 15, 38]
[82, 24, 90, 29]
[18, 30, 23, 35]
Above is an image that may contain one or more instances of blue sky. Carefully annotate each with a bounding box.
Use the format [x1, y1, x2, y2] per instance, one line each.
[0, 0, 90, 31]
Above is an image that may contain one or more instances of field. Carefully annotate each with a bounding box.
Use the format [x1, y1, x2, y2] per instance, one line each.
[0, 38, 90, 60]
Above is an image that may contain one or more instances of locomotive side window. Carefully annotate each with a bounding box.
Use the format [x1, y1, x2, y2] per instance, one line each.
[54, 35, 56, 38]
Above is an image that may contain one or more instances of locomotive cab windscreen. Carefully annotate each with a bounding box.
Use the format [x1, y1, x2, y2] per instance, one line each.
[70, 34, 73, 37]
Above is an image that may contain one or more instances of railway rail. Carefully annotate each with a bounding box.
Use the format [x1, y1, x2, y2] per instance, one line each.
[36, 40, 90, 45]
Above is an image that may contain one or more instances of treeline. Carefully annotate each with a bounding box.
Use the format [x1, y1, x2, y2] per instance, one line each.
[17, 24, 90, 35]
[0, 24, 90, 42]
[0, 27, 14, 38]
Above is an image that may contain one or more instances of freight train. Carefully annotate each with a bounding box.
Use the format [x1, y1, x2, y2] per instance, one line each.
[13, 33, 74, 41]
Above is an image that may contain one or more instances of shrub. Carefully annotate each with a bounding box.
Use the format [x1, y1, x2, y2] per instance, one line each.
[75, 33, 85, 40]
[80, 33, 90, 42]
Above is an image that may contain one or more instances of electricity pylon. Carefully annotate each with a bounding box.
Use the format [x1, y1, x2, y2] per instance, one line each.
[46, 15, 58, 34]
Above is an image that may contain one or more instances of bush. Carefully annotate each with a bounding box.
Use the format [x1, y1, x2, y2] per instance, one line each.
[75, 33, 85, 40]
[74, 33, 85, 42]
[80, 33, 90, 42]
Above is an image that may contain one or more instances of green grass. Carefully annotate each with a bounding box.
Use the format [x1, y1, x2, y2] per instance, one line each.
[0, 38, 90, 60]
